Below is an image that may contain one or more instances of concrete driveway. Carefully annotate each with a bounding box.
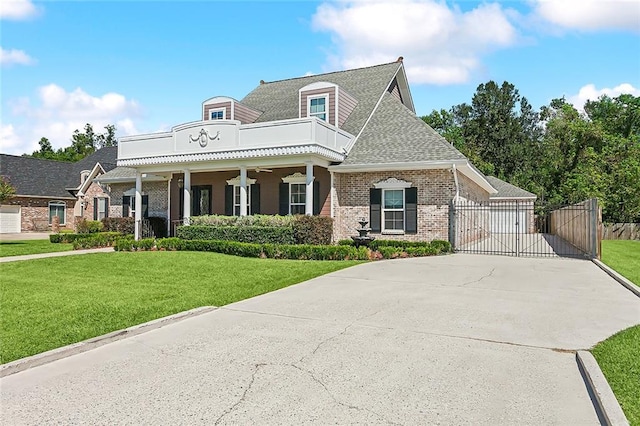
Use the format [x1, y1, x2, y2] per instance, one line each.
[2, 254, 639, 425]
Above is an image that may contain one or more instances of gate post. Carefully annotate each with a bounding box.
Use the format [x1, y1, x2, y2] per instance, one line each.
[589, 198, 599, 259]
[449, 200, 457, 251]
[515, 201, 520, 257]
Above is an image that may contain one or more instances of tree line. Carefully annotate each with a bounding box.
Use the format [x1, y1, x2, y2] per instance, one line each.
[28, 123, 117, 162]
[422, 82, 639, 223]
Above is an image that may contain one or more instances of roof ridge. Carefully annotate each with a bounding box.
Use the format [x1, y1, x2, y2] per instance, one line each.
[0, 153, 74, 165]
[260, 61, 401, 85]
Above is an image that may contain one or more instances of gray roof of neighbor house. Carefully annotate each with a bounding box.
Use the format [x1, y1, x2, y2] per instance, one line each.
[241, 62, 403, 138]
[0, 147, 118, 199]
[341, 92, 466, 165]
[94, 166, 137, 181]
[486, 176, 536, 199]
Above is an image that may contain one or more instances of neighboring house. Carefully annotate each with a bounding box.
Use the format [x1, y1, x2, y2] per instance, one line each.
[90, 58, 534, 241]
[0, 147, 117, 233]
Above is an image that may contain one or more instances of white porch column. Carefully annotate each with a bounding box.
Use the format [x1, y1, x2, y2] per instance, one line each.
[183, 169, 191, 225]
[305, 162, 314, 215]
[239, 166, 248, 216]
[134, 172, 142, 240]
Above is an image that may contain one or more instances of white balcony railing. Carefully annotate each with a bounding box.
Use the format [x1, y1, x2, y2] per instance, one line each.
[118, 117, 352, 165]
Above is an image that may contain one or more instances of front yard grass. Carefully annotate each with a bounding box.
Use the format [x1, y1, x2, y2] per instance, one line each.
[593, 239, 640, 425]
[0, 239, 73, 257]
[601, 240, 640, 287]
[0, 251, 360, 364]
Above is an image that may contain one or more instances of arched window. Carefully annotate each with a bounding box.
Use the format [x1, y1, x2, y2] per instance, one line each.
[49, 201, 66, 225]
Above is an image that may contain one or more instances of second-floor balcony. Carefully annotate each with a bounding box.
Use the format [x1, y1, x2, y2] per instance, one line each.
[117, 117, 353, 167]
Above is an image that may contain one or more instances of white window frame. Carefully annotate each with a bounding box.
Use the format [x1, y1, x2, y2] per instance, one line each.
[210, 108, 226, 120]
[226, 176, 256, 216]
[307, 94, 328, 122]
[48, 201, 66, 225]
[382, 189, 405, 233]
[95, 197, 108, 221]
[281, 173, 309, 215]
[289, 183, 306, 215]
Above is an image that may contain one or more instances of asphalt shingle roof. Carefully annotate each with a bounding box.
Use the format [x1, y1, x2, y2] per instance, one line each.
[95, 166, 137, 181]
[0, 147, 117, 198]
[241, 62, 402, 137]
[342, 92, 467, 165]
[486, 176, 536, 199]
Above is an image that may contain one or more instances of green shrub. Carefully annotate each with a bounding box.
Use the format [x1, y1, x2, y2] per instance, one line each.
[76, 219, 104, 234]
[71, 233, 121, 249]
[189, 214, 295, 227]
[292, 215, 333, 245]
[102, 217, 135, 235]
[50, 234, 63, 243]
[177, 225, 295, 244]
[337, 239, 355, 246]
[430, 240, 452, 253]
[156, 237, 184, 251]
[114, 237, 135, 252]
[50, 232, 121, 244]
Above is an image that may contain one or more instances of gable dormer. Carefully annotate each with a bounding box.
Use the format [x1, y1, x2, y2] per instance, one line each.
[202, 96, 262, 124]
[299, 82, 358, 128]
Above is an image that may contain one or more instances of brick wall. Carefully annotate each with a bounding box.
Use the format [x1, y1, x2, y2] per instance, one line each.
[108, 181, 168, 219]
[5, 197, 74, 232]
[80, 182, 110, 222]
[333, 169, 489, 242]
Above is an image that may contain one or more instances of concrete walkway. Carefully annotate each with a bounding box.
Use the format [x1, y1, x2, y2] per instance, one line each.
[0, 247, 114, 263]
[2, 255, 639, 424]
[0, 232, 52, 241]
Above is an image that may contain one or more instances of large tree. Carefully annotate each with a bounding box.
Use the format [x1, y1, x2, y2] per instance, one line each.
[29, 124, 117, 161]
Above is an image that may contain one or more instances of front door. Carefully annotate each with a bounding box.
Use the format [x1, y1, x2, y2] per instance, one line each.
[180, 185, 212, 218]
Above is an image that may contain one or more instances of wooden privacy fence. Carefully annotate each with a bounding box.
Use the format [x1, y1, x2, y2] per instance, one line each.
[548, 198, 601, 258]
[602, 223, 640, 240]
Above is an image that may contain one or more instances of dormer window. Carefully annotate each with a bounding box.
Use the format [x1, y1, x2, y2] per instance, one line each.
[210, 108, 225, 120]
[308, 95, 328, 121]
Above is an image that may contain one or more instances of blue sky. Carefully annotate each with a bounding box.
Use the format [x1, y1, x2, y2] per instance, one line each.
[1, 0, 639, 155]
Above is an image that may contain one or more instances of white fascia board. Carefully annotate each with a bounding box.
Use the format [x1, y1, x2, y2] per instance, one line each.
[490, 196, 537, 201]
[93, 174, 168, 184]
[77, 162, 106, 195]
[456, 163, 498, 194]
[328, 160, 468, 172]
[117, 144, 344, 169]
[345, 62, 403, 153]
[299, 81, 337, 92]
[202, 96, 237, 105]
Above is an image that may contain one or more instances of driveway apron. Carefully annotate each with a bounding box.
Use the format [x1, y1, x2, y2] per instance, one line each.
[2, 254, 639, 425]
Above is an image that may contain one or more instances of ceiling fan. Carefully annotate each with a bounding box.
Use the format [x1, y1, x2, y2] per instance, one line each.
[254, 166, 273, 173]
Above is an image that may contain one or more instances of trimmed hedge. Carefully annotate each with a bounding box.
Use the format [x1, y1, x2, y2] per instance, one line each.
[50, 232, 121, 244]
[101, 217, 135, 235]
[177, 225, 296, 245]
[189, 214, 295, 227]
[338, 238, 452, 253]
[71, 233, 122, 249]
[115, 237, 451, 260]
[292, 215, 333, 245]
[76, 219, 104, 234]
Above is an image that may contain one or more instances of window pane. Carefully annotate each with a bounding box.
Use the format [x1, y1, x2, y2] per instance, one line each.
[384, 190, 403, 209]
[291, 204, 305, 215]
[384, 211, 404, 230]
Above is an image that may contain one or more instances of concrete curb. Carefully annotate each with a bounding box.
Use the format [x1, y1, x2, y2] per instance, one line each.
[593, 259, 640, 298]
[576, 351, 629, 426]
[0, 306, 218, 378]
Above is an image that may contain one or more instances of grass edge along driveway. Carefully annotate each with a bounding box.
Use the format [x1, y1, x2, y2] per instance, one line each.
[593, 240, 640, 425]
[0, 239, 73, 257]
[1, 251, 360, 364]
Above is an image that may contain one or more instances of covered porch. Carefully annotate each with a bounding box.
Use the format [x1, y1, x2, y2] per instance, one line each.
[116, 117, 349, 239]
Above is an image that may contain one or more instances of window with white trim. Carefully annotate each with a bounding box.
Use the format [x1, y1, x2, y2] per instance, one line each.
[94, 197, 108, 220]
[308, 96, 327, 121]
[289, 183, 306, 215]
[382, 189, 404, 232]
[49, 201, 66, 225]
[210, 108, 225, 120]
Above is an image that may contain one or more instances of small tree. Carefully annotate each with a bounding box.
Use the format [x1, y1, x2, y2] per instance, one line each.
[0, 176, 16, 203]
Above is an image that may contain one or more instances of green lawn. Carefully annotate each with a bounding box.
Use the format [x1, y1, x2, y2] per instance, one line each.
[601, 240, 640, 287]
[0, 251, 360, 363]
[593, 239, 640, 425]
[0, 239, 73, 257]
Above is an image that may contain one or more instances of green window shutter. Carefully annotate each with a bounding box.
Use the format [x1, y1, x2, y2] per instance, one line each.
[250, 184, 261, 215]
[313, 181, 321, 215]
[370, 188, 381, 232]
[405, 187, 418, 234]
[279, 183, 289, 215]
[142, 195, 149, 218]
[122, 196, 130, 217]
[224, 185, 233, 216]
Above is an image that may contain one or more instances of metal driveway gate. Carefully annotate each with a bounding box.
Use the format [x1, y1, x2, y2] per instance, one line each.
[450, 198, 601, 258]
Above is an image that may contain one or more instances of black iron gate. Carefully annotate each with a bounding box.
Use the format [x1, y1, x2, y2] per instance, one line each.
[450, 198, 600, 258]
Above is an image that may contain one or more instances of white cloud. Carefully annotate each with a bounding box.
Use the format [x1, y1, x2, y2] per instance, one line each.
[533, 0, 640, 32]
[0, 0, 39, 20]
[0, 47, 35, 66]
[2, 84, 142, 155]
[312, 0, 518, 85]
[568, 83, 640, 111]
